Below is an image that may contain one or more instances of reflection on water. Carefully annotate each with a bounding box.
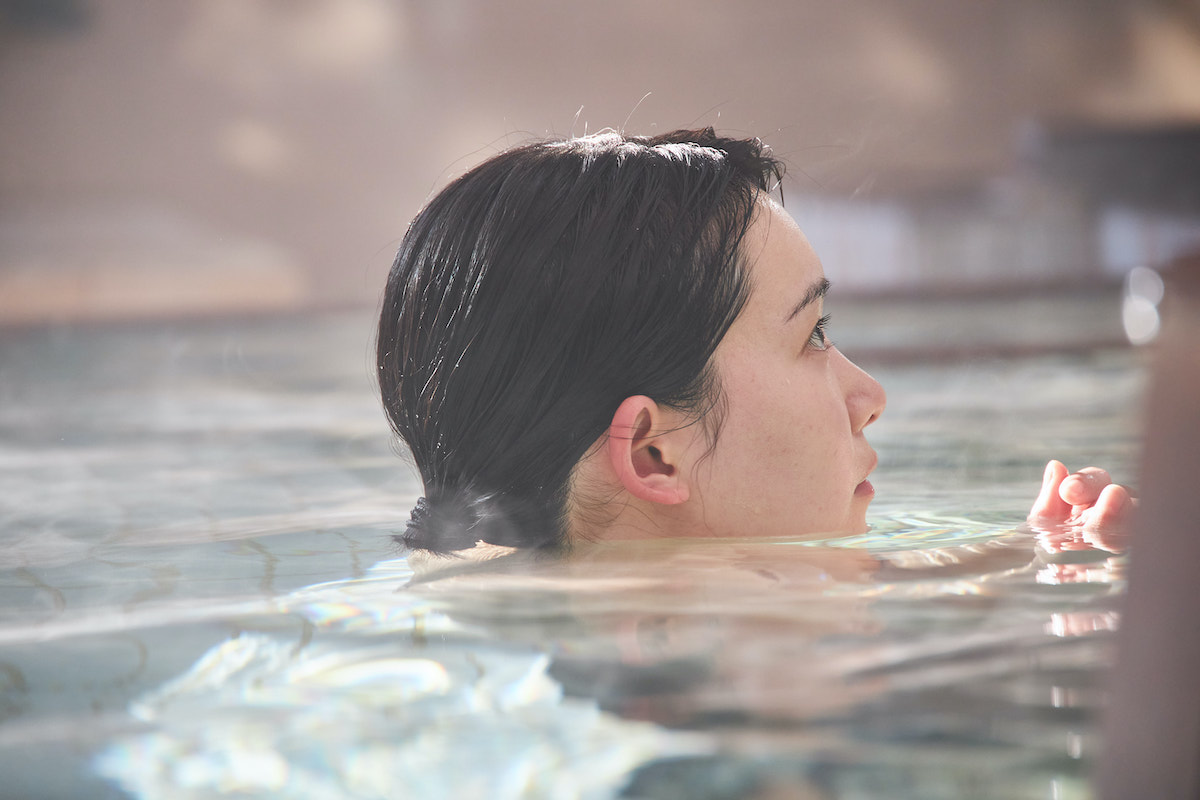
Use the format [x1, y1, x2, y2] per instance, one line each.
[0, 313, 1141, 798]
[94, 559, 709, 799]
[86, 528, 1123, 800]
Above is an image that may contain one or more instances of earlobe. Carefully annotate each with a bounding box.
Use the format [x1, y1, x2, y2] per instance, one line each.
[608, 396, 690, 505]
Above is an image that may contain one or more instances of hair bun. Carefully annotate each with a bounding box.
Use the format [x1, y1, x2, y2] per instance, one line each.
[400, 490, 548, 553]
[402, 494, 480, 553]
[406, 495, 433, 531]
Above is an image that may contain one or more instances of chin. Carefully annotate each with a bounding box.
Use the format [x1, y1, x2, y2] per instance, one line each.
[845, 504, 872, 534]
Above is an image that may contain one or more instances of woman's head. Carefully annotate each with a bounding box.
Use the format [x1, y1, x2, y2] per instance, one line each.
[377, 128, 884, 553]
[643, 197, 886, 540]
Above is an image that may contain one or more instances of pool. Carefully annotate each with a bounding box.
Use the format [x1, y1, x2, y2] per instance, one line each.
[0, 304, 1143, 799]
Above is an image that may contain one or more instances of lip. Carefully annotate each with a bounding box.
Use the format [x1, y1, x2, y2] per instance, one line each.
[855, 451, 878, 496]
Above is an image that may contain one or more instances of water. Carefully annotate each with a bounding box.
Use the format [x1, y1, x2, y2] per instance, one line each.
[0, 311, 1143, 799]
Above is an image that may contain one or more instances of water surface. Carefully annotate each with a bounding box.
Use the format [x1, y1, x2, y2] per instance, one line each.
[0, 311, 1142, 799]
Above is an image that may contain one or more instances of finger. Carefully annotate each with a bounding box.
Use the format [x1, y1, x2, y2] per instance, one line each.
[1059, 467, 1113, 507]
[1082, 484, 1133, 553]
[1086, 482, 1132, 530]
[1029, 460, 1072, 523]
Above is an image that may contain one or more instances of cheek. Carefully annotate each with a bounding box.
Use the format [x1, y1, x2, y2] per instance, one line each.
[713, 348, 853, 465]
[752, 376, 857, 498]
[720, 373, 826, 470]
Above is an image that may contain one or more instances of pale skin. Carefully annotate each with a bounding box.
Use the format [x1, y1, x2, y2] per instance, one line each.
[1028, 459, 1135, 553]
[569, 198, 1136, 546]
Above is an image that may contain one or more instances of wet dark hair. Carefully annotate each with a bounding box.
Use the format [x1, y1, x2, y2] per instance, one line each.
[377, 128, 785, 553]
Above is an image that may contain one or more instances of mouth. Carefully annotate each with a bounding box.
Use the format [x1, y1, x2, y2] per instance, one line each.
[854, 451, 879, 497]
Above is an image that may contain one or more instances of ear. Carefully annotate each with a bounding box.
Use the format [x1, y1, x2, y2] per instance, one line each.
[607, 395, 691, 505]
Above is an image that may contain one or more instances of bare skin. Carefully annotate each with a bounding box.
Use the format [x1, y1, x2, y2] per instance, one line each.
[571, 199, 1135, 549]
[1028, 459, 1134, 554]
[570, 199, 886, 543]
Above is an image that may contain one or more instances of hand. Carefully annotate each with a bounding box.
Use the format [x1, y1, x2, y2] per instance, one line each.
[1027, 460, 1135, 554]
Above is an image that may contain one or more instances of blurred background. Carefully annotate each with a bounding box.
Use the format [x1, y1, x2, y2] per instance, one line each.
[3, 0, 1200, 327]
[1, 11, 1191, 795]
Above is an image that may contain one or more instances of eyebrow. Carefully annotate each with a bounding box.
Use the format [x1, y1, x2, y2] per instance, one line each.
[784, 278, 831, 323]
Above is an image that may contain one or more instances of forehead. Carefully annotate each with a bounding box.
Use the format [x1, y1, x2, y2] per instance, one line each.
[741, 198, 825, 317]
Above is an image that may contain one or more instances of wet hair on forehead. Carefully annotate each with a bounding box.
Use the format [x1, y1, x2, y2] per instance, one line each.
[377, 127, 785, 553]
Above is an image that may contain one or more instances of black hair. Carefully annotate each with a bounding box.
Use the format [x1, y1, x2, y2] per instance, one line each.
[377, 128, 785, 553]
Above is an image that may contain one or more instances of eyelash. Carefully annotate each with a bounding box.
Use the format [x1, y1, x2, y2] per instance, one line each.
[807, 313, 832, 351]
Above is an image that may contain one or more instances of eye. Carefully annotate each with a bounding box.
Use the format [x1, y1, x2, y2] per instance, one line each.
[807, 313, 832, 351]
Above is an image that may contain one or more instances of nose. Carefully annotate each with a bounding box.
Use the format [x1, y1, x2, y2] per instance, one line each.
[837, 351, 886, 433]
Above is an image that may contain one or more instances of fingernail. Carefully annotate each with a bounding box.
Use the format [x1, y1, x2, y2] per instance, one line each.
[1042, 461, 1055, 487]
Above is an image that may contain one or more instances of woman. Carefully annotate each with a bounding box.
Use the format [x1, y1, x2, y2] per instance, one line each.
[377, 128, 1131, 555]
